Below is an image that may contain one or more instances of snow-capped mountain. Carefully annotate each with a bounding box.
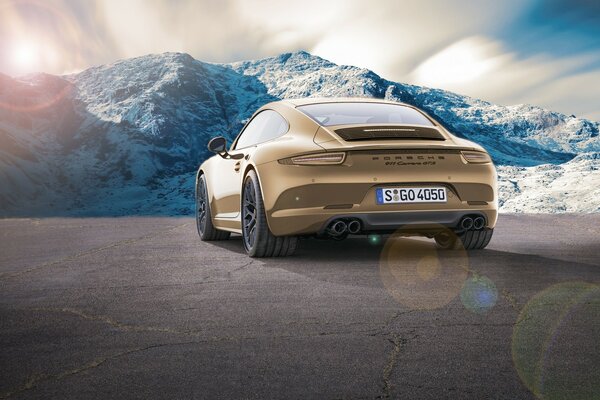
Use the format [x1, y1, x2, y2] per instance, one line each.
[0, 51, 598, 216]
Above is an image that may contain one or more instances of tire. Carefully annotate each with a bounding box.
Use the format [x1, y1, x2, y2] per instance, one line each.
[242, 170, 297, 257]
[196, 175, 230, 241]
[435, 228, 493, 250]
[434, 230, 458, 250]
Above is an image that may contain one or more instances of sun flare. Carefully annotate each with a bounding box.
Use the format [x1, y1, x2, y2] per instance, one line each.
[11, 40, 40, 72]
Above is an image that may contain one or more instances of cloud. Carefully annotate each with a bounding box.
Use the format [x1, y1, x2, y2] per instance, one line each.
[0, 0, 597, 120]
[409, 36, 508, 89]
[309, 0, 527, 77]
[407, 35, 600, 120]
[93, 0, 329, 63]
[528, 68, 600, 120]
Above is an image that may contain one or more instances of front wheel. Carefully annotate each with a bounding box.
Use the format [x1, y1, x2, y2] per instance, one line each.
[242, 170, 297, 257]
[196, 175, 230, 241]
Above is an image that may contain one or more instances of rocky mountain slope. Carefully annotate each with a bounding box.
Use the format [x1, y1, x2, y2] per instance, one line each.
[0, 51, 598, 216]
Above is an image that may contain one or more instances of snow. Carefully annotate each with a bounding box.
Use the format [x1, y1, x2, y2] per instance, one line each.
[0, 51, 598, 216]
[498, 153, 600, 212]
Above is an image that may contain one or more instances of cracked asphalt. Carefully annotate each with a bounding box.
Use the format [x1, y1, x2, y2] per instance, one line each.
[1, 215, 599, 399]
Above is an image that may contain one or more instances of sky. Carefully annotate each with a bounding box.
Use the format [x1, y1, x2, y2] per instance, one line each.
[1, 0, 599, 120]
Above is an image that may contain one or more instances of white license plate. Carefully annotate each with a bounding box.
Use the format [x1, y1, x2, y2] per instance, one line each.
[376, 187, 447, 204]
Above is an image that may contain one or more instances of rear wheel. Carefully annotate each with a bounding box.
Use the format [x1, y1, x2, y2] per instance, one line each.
[242, 170, 297, 257]
[435, 228, 493, 250]
[196, 175, 230, 241]
[459, 228, 493, 250]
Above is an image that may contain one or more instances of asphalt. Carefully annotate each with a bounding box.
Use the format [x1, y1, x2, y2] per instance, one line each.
[1, 215, 599, 399]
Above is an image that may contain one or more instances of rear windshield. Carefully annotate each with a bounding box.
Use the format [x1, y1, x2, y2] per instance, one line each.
[297, 102, 434, 127]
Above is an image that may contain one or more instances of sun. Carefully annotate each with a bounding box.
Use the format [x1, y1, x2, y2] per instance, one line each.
[11, 40, 40, 72]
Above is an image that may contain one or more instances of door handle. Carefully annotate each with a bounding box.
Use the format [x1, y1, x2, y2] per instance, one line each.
[234, 161, 241, 172]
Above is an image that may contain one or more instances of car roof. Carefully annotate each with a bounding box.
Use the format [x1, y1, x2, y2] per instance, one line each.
[277, 97, 407, 107]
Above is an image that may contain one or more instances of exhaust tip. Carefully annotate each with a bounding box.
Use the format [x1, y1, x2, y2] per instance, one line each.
[329, 220, 347, 235]
[460, 217, 474, 230]
[473, 216, 485, 230]
[347, 220, 361, 234]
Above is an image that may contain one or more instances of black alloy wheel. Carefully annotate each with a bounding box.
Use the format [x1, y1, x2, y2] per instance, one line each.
[196, 175, 230, 241]
[241, 170, 297, 257]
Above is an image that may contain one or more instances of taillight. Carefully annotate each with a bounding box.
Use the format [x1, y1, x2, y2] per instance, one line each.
[461, 151, 491, 164]
[279, 152, 346, 165]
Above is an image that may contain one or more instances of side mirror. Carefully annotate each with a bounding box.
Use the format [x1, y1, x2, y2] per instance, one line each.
[208, 136, 227, 153]
[207, 136, 244, 160]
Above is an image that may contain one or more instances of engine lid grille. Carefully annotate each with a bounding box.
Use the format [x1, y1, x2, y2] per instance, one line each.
[334, 125, 446, 141]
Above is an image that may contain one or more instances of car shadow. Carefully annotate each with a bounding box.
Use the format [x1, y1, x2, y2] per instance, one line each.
[206, 235, 600, 297]
[206, 234, 247, 255]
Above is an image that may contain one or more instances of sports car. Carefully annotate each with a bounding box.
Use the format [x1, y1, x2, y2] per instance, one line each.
[196, 98, 497, 257]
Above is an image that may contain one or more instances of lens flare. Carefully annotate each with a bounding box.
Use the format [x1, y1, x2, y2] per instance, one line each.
[512, 282, 600, 400]
[460, 275, 498, 314]
[368, 234, 382, 245]
[379, 227, 469, 310]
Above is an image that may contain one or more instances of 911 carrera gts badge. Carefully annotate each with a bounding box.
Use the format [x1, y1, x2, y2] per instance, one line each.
[385, 161, 436, 166]
[373, 155, 444, 166]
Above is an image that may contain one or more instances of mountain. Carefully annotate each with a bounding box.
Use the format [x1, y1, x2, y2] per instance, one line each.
[0, 51, 598, 216]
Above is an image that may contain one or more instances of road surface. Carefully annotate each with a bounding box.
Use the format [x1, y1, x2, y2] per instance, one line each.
[1, 215, 599, 399]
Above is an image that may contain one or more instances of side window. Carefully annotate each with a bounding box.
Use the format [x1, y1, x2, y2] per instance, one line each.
[234, 110, 289, 150]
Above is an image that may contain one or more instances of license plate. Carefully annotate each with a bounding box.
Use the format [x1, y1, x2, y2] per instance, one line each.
[376, 187, 447, 204]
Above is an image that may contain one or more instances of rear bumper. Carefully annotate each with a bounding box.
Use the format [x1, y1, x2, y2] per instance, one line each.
[267, 207, 497, 236]
[256, 154, 498, 236]
[318, 210, 490, 233]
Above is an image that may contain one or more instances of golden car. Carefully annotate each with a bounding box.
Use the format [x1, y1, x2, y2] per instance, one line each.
[196, 98, 497, 257]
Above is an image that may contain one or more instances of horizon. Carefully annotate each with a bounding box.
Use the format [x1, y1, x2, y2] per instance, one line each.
[1, 0, 599, 119]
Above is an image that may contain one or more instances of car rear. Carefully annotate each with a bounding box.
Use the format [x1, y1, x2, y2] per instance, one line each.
[257, 100, 497, 237]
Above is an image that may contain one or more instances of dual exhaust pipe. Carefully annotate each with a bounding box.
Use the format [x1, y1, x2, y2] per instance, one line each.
[328, 218, 361, 236]
[327, 215, 484, 236]
[460, 216, 486, 231]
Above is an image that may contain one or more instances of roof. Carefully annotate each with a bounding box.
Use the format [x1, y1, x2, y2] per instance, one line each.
[279, 97, 405, 107]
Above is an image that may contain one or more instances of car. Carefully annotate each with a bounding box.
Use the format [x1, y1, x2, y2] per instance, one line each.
[196, 98, 497, 257]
